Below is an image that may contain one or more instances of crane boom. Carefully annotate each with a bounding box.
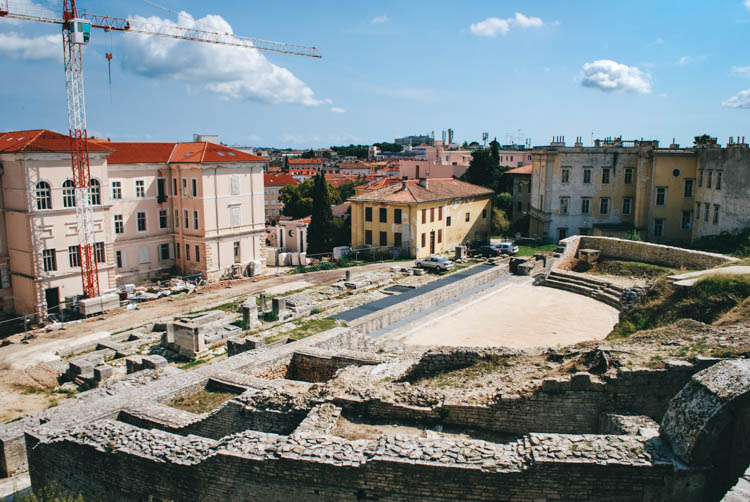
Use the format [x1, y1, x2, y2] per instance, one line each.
[0, 2, 321, 58]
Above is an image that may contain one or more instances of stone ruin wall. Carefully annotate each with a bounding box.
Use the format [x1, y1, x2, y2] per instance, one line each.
[555, 235, 736, 271]
[25, 419, 699, 502]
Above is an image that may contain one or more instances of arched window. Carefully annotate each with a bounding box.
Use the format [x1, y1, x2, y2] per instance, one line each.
[89, 179, 101, 206]
[35, 181, 51, 210]
[62, 179, 75, 208]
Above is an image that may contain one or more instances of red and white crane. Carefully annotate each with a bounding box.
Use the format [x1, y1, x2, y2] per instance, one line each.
[0, 0, 320, 300]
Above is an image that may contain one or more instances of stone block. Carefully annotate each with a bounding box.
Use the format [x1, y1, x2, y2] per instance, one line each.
[93, 364, 114, 382]
[142, 355, 168, 371]
[68, 358, 94, 377]
[125, 356, 144, 374]
[570, 372, 592, 390]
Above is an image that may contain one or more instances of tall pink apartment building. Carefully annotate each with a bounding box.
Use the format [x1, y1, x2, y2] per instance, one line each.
[0, 130, 268, 320]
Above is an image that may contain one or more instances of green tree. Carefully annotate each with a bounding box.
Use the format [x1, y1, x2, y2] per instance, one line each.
[494, 192, 513, 213]
[489, 138, 500, 166]
[283, 156, 289, 172]
[491, 208, 510, 236]
[373, 142, 403, 153]
[462, 150, 499, 191]
[279, 183, 312, 219]
[307, 173, 335, 253]
[300, 149, 316, 159]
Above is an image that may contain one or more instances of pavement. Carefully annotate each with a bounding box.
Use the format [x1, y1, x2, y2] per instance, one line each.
[668, 266, 750, 286]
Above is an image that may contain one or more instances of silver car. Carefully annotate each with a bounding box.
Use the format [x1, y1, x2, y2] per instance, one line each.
[415, 256, 454, 271]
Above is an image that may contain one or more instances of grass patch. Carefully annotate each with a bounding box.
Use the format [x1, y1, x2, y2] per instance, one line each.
[178, 358, 208, 370]
[188, 298, 244, 316]
[609, 274, 750, 338]
[167, 388, 237, 414]
[516, 243, 557, 257]
[15, 483, 83, 502]
[584, 259, 674, 279]
[411, 354, 512, 389]
[265, 317, 338, 345]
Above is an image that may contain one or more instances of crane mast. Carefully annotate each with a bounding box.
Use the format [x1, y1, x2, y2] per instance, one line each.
[63, 0, 99, 299]
[0, 0, 320, 307]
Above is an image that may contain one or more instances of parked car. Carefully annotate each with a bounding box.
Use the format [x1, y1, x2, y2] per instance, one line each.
[415, 256, 454, 271]
[470, 245, 503, 258]
[496, 242, 519, 255]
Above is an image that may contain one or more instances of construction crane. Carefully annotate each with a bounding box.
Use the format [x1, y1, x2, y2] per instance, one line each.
[0, 0, 320, 301]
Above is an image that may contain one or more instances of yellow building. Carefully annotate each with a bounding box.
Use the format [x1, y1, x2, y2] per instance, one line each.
[349, 178, 493, 258]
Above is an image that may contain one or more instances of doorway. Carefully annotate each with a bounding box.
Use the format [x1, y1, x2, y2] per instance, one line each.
[429, 231, 435, 254]
[45, 287, 60, 315]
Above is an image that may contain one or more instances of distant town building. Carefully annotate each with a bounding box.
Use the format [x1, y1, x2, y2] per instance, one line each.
[349, 178, 493, 258]
[395, 134, 433, 147]
[505, 164, 532, 224]
[529, 135, 750, 243]
[264, 174, 298, 223]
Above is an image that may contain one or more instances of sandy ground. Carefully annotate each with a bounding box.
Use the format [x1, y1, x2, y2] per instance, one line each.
[393, 282, 620, 349]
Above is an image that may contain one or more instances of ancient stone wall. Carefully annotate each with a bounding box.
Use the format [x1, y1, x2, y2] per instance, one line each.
[557, 235, 735, 269]
[287, 349, 381, 383]
[26, 420, 704, 502]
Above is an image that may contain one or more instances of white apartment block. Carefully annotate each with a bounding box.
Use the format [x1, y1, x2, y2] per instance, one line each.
[0, 130, 268, 320]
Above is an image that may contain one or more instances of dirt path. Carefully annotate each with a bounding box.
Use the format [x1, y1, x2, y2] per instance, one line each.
[0, 262, 399, 414]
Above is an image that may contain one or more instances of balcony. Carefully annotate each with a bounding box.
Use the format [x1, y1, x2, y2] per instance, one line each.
[529, 206, 552, 222]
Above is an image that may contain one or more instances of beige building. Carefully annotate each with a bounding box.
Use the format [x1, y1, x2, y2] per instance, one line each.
[505, 164, 532, 224]
[263, 173, 298, 223]
[529, 136, 750, 244]
[0, 130, 268, 319]
[349, 178, 493, 259]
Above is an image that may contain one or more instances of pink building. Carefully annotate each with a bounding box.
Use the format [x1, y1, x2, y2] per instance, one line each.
[264, 173, 298, 223]
[0, 130, 268, 320]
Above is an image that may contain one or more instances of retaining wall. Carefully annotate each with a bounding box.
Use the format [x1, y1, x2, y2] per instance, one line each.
[347, 263, 510, 335]
[557, 235, 736, 270]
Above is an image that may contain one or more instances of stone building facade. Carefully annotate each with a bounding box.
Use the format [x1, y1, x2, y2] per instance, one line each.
[0, 130, 268, 318]
[529, 136, 750, 243]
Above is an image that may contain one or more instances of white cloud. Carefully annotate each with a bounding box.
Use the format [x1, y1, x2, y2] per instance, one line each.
[731, 65, 750, 78]
[118, 11, 325, 106]
[746, 0, 750, 10]
[330, 107, 346, 113]
[371, 15, 388, 24]
[581, 60, 652, 94]
[677, 56, 692, 65]
[0, 0, 56, 24]
[0, 32, 59, 60]
[722, 89, 750, 108]
[469, 12, 544, 37]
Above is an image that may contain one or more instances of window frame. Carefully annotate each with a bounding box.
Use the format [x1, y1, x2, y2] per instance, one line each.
[68, 245, 80, 268]
[655, 187, 667, 206]
[42, 249, 57, 272]
[136, 211, 147, 232]
[624, 168, 633, 185]
[35, 181, 52, 210]
[114, 214, 124, 234]
[622, 197, 632, 215]
[365, 207, 373, 222]
[599, 197, 610, 215]
[583, 168, 592, 184]
[159, 209, 168, 229]
[135, 179, 145, 198]
[62, 179, 75, 208]
[379, 207, 387, 223]
[601, 168, 610, 184]
[111, 180, 122, 200]
[581, 198, 591, 214]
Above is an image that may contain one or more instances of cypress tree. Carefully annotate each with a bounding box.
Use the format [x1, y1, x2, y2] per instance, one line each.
[307, 173, 334, 254]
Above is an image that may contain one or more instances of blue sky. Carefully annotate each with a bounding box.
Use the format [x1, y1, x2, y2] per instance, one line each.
[1, 0, 749, 148]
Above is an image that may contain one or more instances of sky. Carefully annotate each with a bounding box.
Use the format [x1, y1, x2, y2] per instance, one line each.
[1, 0, 750, 149]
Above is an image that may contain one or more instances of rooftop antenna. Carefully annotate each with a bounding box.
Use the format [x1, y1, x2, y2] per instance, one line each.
[482, 132, 489, 147]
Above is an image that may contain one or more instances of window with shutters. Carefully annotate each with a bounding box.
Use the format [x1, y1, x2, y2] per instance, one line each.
[114, 214, 124, 234]
[191, 178, 197, 197]
[438, 206, 442, 220]
[421, 233, 426, 247]
[394, 208, 402, 223]
[379, 207, 387, 223]
[430, 207, 434, 222]
[230, 205, 241, 227]
[184, 210, 189, 228]
[160, 243, 170, 260]
[394, 232, 402, 248]
[437, 229, 442, 243]
[139, 246, 149, 264]
[365, 207, 372, 222]
[62, 180, 75, 208]
[230, 175, 240, 195]
[421, 209, 426, 224]
[159, 210, 168, 229]
[116, 250, 123, 268]
[42, 249, 56, 272]
[193, 210, 199, 230]
[68, 245, 80, 268]
[365, 230, 372, 245]
[195, 245, 200, 262]
[379, 231, 387, 246]
[137, 212, 147, 232]
[95, 242, 105, 263]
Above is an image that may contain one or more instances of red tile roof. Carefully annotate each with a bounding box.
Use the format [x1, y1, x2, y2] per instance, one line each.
[0, 130, 266, 164]
[355, 177, 402, 191]
[506, 164, 532, 175]
[0, 130, 112, 153]
[288, 158, 323, 165]
[264, 174, 299, 186]
[350, 178, 493, 203]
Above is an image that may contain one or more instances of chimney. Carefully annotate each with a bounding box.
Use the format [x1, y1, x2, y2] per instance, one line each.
[418, 177, 428, 189]
[401, 180, 408, 190]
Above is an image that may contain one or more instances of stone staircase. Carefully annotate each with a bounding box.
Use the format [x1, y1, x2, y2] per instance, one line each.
[540, 270, 624, 310]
